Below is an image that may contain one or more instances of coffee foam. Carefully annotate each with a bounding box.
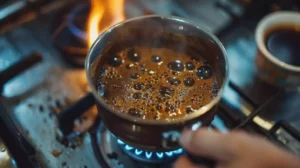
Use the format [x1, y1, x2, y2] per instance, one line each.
[95, 46, 218, 120]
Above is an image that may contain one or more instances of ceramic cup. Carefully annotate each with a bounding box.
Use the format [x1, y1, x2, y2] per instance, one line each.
[255, 11, 300, 87]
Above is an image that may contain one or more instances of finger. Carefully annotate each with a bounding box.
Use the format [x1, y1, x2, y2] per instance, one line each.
[180, 128, 234, 161]
[173, 156, 208, 168]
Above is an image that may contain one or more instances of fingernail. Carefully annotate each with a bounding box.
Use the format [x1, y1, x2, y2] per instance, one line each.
[180, 129, 192, 145]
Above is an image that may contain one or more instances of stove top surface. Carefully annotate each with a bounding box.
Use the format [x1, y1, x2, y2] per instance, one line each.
[0, 0, 300, 168]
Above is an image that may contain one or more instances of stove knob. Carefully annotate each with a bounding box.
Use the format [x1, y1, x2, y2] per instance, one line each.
[162, 130, 181, 149]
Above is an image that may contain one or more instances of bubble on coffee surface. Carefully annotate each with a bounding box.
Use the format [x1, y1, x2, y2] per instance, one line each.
[168, 60, 184, 71]
[133, 93, 142, 99]
[107, 55, 123, 67]
[95, 46, 219, 120]
[185, 62, 195, 70]
[167, 77, 181, 86]
[159, 86, 175, 98]
[196, 65, 213, 79]
[151, 55, 162, 63]
[130, 73, 140, 79]
[128, 108, 143, 117]
[184, 78, 195, 87]
[134, 83, 144, 90]
[127, 48, 141, 62]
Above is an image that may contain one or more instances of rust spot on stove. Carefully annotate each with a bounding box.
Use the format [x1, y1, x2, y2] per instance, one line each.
[51, 149, 63, 157]
[49, 106, 60, 114]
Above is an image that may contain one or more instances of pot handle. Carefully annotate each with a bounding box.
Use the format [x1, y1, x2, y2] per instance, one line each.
[56, 92, 96, 139]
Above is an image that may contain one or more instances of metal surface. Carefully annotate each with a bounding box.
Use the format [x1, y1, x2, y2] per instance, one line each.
[220, 26, 300, 130]
[0, 0, 299, 167]
[2, 66, 100, 168]
[0, 14, 100, 167]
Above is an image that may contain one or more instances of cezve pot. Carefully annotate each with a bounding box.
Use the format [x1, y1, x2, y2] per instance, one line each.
[64, 15, 228, 152]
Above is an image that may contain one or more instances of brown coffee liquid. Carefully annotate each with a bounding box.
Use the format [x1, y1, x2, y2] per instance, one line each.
[95, 46, 218, 120]
[265, 24, 300, 66]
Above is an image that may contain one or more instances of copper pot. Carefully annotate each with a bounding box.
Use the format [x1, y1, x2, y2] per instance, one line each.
[85, 15, 228, 151]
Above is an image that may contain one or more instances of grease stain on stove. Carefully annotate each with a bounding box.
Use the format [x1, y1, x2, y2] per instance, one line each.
[70, 144, 77, 149]
[48, 110, 56, 118]
[39, 105, 44, 112]
[55, 99, 63, 108]
[107, 152, 118, 159]
[61, 161, 67, 167]
[27, 103, 33, 108]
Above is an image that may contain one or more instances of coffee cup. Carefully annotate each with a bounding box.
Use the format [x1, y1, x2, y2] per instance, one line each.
[255, 11, 300, 87]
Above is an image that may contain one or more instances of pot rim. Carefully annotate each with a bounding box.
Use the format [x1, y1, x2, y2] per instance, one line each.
[85, 15, 229, 125]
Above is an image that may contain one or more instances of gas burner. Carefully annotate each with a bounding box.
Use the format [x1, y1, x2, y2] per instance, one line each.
[67, 4, 89, 41]
[91, 123, 178, 168]
[51, 0, 179, 67]
[117, 139, 183, 163]
[90, 116, 228, 167]
[52, 3, 89, 67]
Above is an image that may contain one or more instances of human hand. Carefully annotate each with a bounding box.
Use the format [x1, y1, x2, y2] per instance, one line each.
[174, 128, 300, 168]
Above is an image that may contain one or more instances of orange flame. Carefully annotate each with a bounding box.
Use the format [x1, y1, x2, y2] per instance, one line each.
[87, 0, 125, 47]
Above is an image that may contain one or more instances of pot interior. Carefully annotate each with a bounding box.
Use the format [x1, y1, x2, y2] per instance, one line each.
[86, 15, 228, 123]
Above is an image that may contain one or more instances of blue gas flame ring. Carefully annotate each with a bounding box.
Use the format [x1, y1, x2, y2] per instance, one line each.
[117, 139, 183, 163]
[67, 4, 88, 40]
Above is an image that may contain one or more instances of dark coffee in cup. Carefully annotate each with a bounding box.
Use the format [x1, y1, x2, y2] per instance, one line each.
[94, 44, 219, 121]
[255, 12, 300, 87]
[265, 24, 300, 66]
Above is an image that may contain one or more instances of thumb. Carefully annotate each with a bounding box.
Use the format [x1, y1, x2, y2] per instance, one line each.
[180, 128, 235, 162]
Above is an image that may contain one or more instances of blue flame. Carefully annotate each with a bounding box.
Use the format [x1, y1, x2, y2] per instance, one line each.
[135, 149, 143, 156]
[118, 139, 183, 161]
[67, 4, 87, 40]
[165, 151, 174, 157]
[173, 148, 183, 154]
[117, 139, 125, 145]
[156, 152, 164, 158]
[145, 152, 153, 159]
[125, 145, 134, 150]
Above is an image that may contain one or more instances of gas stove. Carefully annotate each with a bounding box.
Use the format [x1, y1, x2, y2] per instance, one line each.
[0, 0, 300, 168]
